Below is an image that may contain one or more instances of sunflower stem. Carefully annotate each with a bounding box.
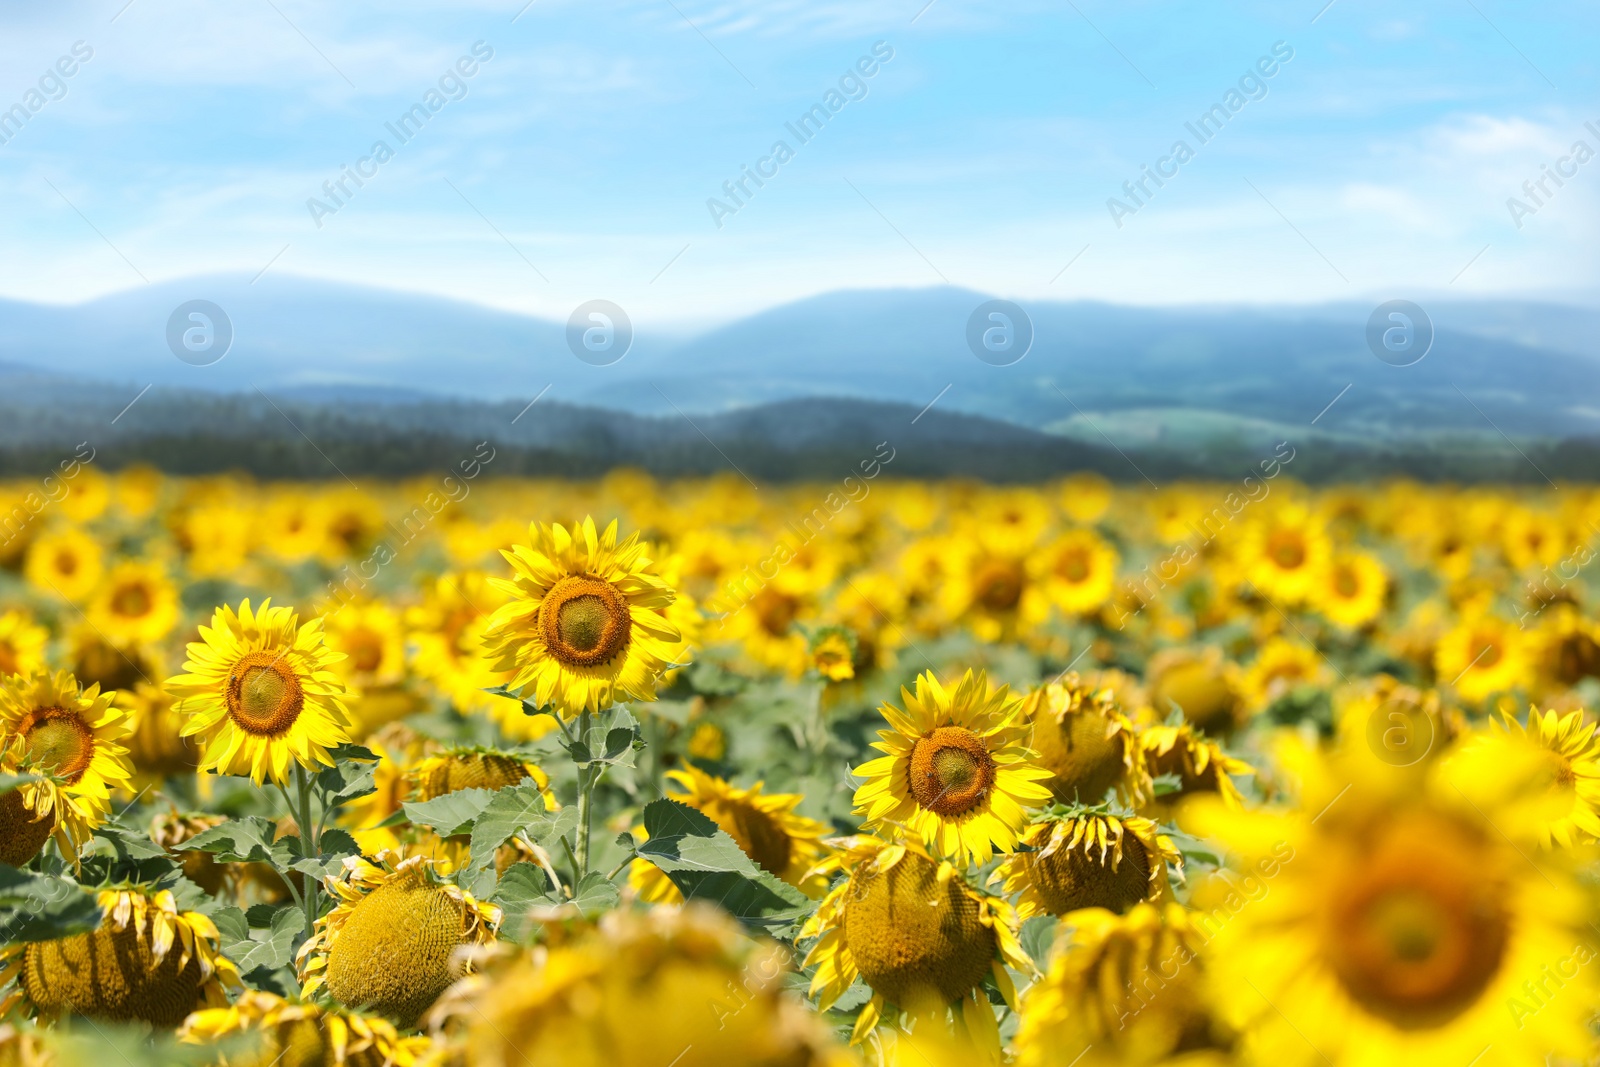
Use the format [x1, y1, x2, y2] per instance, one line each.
[293, 765, 320, 940]
[574, 708, 600, 877]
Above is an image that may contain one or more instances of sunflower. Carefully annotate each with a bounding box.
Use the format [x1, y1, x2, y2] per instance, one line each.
[1014, 902, 1230, 1067]
[1144, 649, 1245, 736]
[0, 885, 240, 1026]
[0, 610, 48, 679]
[1314, 552, 1388, 629]
[1025, 675, 1151, 807]
[1467, 707, 1600, 847]
[260, 491, 329, 563]
[67, 624, 161, 697]
[1059, 471, 1113, 524]
[323, 600, 413, 736]
[406, 570, 511, 721]
[431, 904, 850, 1067]
[996, 813, 1180, 919]
[630, 766, 831, 903]
[298, 852, 501, 1027]
[1434, 611, 1526, 704]
[1535, 604, 1600, 689]
[809, 628, 856, 682]
[1040, 528, 1120, 616]
[1242, 503, 1330, 605]
[121, 681, 201, 782]
[1184, 737, 1600, 1067]
[150, 811, 236, 898]
[179, 989, 433, 1067]
[1139, 723, 1253, 820]
[86, 560, 180, 646]
[165, 599, 353, 785]
[942, 545, 1051, 642]
[0, 670, 133, 864]
[1242, 637, 1329, 711]
[114, 464, 164, 520]
[483, 517, 681, 719]
[23, 526, 103, 602]
[853, 669, 1053, 865]
[800, 835, 1030, 1046]
[407, 746, 557, 810]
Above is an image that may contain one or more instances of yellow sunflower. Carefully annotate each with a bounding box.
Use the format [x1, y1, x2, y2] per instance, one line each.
[179, 989, 433, 1067]
[405, 570, 510, 721]
[483, 517, 681, 718]
[800, 835, 1031, 1046]
[1144, 649, 1246, 736]
[298, 852, 500, 1028]
[165, 599, 353, 785]
[1015, 902, 1231, 1067]
[853, 669, 1053, 865]
[1315, 552, 1388, 629]
[1535, 604, 1600, 690]
[996, 813, 1181, 919]
[629, 765, 831, 903]
[407, 746, 557, 811]
[1243, 636, 1329, 711]
[23, 526, 103, 602]
[1467, 707, 1600, 847]
[1434, 611, 1526, 704]
[1025, 675, 1152, 807]
[1040, 527, 1120, 616]
[809, 629, 857, 682]
[1242, 504, 1330, 605]
[1139, 723, 1253, 820]
[0, 610, 48, 679]
[0, 885, 240, 1026]
[0, 670, 133, 864]
[86, 560, 180, 646]
[1185, 737, 1600, 1067]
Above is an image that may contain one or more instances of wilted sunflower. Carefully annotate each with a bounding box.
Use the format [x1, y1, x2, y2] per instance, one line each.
[165, 599, 353, 785]
[0, 670, 133, 864]
[853, 669, 1052, 865]
[150, 811, 235, 898]
[407, 747, 556, 809]
[1025, 675, 1151, 807]
[1139, 723, 1253, 820]
[0, 886, 240, 1026]
[86, 560, 180, 646]
[180, 989, 433, 1067]
[630, 766, 831, 903]
[298, 852, 501, 1027]
[0, 609, 48, 679]
[1185, 737, 1600, 1066]
[431, 904, 850, 1067]
[483, 517, 681, 718]
[1014, 902, 1230, 1067]
[996, 813, 1180, 919]
[801, 835, 1030, 1046]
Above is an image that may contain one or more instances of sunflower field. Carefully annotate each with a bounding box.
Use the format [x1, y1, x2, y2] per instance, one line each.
[1, 464, 1599, 1067]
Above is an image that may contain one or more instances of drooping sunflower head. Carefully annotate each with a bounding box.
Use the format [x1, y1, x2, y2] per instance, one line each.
[1145, 648, 1245, 735]
[800, 835, 1030, 1046]
[86, 560, 180, 647]
[483, 517, 681, 719]
[150, 811, 234, 897]
[0, 669, 132, 864]
[164, 599, 353, 785]
[853, 669, 1054, 865]
[407, 747, 556, 810]
[179, 989, 432, 1067]
[298, 852, 501, 1028]
[1, 885, 240, 1027]
[1014, 902, 1227, 1067]
[1139, 723, 1254, 820]
[997, 812, 1181, 919]
[1024, 675, 1151, 807]
[431, 904, 850, 1067]
[631, 766, 831, 903]
[1186, 737, 1600, 1066]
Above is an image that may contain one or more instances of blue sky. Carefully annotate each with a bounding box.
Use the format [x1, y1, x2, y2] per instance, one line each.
[0, 0, 1595, 326]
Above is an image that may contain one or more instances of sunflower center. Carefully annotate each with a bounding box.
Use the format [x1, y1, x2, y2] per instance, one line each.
[23, 710, 94, 782]
[1327, 819, 1510, 1029]
[110, 581, 152, 618]
[1333, 567, 1359, 598]
[1471, 636, 1503, 670]
[0, 641, 17, 676]
[973, 558, 1024, 612]
[54, 549, 78, 576]
[225, 651, 306, 736]
[1056, 548, 1090, 584]
[753, 589, 798, 637]
[1268, 532, 1306, 569]
[347, 629, 385, 673]
[909, 726, 996, 816]
[540, 575, 631, 668]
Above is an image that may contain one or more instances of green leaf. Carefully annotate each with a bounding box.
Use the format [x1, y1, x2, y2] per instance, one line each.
[636, 798, 808, 926]
[488, 862, 553, 941]
[468, 784, 574, 872]
[0, 773, 38, 796]
[403, 788, 498, 837]
[1019, 915, 1058, 967]
[179, 815, 297, 869]
[560, 706, 642, 769]
[220, 906, 302, 973]
[90, 824, 169, 861]
[565, 871, 621, 915]
[315, 744, 380, 803]
[289, 828, 360, 881]
[0, 867, 103, 943]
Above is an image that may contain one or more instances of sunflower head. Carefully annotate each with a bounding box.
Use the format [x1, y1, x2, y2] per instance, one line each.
[483, 517, 681, 719]
[298, 852, 501, 1028]
[1139, 723, 1254, 820]
[809, 628, 857, 682]
[150, 811, 233, 897]
[0, 670, 133, 863]
[431, 904, 849, 1067]
[1014, 902, 1226, 1067]
[1146, 649, 1246, 735]
[800, 836, 1030, 1046]
[87, 560, 179, 646]
[164, 599, 353, 785]
[853, 670, 1054, 865]
[407, 747, 556, 810]
[122, 681, 201, 781]
[179, 989, 431, 1067]
[2, 885, 240, 1027]
[0, 610, 48, 680]
[1024, 675, 1151, 807]
[997, 812, 1181, 919]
